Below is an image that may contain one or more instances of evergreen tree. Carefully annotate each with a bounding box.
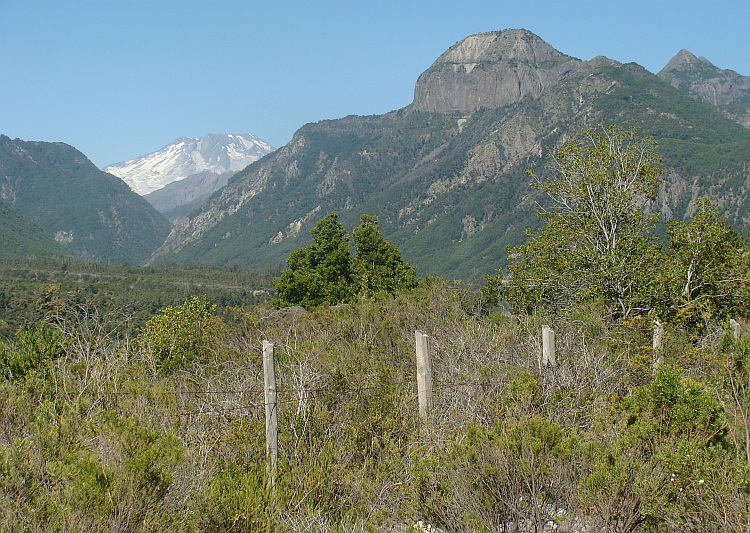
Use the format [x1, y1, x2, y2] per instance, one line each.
[274, 213, 418, 307]
[273, 212, 354, 308]
[352, 214, 418, 296]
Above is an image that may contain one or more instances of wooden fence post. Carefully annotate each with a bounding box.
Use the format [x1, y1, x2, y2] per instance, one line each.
[541, 325, 555, 367]
[263, 340, 278, 489]
[415, 330, 433, 425]
[731, 318, 741, 340]
[653, 320, 664, 367]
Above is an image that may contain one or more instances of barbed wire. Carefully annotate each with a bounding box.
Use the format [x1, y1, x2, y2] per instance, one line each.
[100, 377, 501, 420]
[101, 378, 488, 398]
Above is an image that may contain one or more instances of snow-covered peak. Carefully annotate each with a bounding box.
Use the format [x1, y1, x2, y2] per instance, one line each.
[103, 133, 275, 195]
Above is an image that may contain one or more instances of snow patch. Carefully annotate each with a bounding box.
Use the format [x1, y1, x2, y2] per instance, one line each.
[104, 133, 275, 195]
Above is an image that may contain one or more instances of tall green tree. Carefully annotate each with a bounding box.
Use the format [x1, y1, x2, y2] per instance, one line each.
[495, 125, 664, 319]
[273, 212, 354, 308]
[274, 213, 419, 308]
[352, 214, 418, 297]
[664, 198, 747, 329]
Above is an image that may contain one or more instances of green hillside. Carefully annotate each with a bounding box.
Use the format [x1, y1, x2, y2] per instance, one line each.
[0, 135, 172, 264]
[0, 199, 71, 260]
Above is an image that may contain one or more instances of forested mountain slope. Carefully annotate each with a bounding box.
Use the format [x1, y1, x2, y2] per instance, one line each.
[151, 30, 750, 280]
[0, 199, 71, 260]
[0, 135, 171, 264]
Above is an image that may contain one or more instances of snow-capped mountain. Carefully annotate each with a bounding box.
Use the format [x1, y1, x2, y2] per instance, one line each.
[103, 133, 274, 196]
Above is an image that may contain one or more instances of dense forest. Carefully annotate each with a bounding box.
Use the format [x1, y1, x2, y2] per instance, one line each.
[2, 126, 750, 532]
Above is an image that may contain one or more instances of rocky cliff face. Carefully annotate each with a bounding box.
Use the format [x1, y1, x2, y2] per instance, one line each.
[412, 29, 581, 113]
[658, 50, 750, 128]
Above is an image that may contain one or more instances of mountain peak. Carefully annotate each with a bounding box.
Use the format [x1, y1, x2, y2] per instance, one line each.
[104, 133, 274, 195]
[433, 29, 568, 66]
[412, 29, 580, 113]
[658, 50, 750, 107]
[659, 49, 712, 75]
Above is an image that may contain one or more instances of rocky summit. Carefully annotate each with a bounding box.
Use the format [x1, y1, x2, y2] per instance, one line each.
[658, 50, 750, 127]
[412, 30, 581, 113]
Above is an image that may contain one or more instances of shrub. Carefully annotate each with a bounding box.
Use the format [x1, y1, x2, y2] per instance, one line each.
[136, 296, 222, 372]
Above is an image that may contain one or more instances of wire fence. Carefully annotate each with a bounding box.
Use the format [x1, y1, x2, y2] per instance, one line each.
[101, 378, 502, 419]
[91, 326, 556, 451]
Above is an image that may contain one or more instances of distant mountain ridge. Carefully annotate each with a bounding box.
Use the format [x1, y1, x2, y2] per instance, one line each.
[104, 133, 274, 196]
[148, 29, 750, 280]
[5, 30, 749, 276]
[0, 135, 171, 264]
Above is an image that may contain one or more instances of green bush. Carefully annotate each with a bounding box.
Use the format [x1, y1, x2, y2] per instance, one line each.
[0, 324, 66, 381]
[136, 296, 223, 372]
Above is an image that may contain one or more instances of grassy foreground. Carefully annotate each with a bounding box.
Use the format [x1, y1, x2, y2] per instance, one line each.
[1, 277, 749, 532]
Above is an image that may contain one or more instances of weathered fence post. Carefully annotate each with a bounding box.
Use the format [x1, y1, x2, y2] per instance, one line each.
[653, 320, 664, 367]
[415, 330, 433, 425]
[541, 325, 555, 367]
[730, 318, 741, 340]
[263, 340, 278, 489]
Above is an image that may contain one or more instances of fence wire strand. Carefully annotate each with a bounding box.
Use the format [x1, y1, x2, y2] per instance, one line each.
[102, 377, 499, 420]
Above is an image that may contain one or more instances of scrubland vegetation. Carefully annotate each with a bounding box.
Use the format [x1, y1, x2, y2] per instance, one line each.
[2, 281, 750, 532]
[3, 126, 750, 532]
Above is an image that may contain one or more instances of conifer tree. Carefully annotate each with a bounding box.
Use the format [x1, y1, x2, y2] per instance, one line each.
[273, 212, 354, 308]
[274, 213, 418, 307]
[352, 214, 417, 296]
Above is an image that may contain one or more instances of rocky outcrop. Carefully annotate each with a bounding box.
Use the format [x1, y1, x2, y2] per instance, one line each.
[412, 29, 581, 113]
[658, 49, 750, 107]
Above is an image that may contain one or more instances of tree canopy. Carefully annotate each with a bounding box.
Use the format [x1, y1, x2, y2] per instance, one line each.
[352, 214, 418, 297]
[273, 213, 418, 308]
[664, 198, 746, 329]
[490, 124, 750, 329]
[273, 212, 354, 308]
[496, 125, 664, 319]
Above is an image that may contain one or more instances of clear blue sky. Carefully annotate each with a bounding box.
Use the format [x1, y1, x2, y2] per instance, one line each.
[2, 0, 748, 168]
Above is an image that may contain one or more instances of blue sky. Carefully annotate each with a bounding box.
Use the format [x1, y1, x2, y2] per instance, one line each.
[2, 0, 748, 168]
